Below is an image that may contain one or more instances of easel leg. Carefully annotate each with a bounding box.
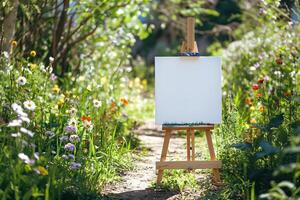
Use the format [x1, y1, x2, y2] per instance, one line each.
[191, 129, 195, 161]
[186, 129, 191, 161]
[205, 128, 221, 184]
[157, 129, 171, 184]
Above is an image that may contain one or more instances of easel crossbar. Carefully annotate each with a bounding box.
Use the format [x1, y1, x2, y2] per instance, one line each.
[156, 160, 222, 170]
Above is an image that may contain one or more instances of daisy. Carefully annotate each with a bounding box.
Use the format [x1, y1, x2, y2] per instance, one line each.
[7, 119, 22, 127]
[23, 100, 36, 111]
[93, 99, 102, 108]
[17, 76, 27, 86]
[20, 127, 34, 137]
[83, 120, 93, 132]
[67, 108, 77, 116]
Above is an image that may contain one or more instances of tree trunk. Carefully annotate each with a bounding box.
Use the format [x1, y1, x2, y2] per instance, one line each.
[1, 0, 19, 54]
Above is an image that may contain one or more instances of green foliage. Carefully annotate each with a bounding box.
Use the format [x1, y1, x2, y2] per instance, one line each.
[212, 3, 300, 198]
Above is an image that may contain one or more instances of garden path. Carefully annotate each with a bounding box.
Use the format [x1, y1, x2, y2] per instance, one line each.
[103, 120, 218, 200]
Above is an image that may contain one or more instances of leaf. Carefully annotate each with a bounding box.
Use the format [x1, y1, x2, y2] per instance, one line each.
[232, 143, 252, 150]
[268, 114, 284, 129]
[277, 181, 296, 190]
[255, 139, 279, 159]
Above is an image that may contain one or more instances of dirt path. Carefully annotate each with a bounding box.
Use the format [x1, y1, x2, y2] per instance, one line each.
[103, 121, 219, 200]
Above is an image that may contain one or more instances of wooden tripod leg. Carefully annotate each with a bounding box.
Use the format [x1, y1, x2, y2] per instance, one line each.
[205, 128, 221, 184]
[157, 129, 171, 184]
[186, 129, 191, 161]
[191, 129, 195, 161]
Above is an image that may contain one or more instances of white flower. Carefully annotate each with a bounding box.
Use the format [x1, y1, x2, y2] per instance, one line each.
[7, 119, 22, 127]
[20, 127, 34, 137]
[68, 118, 77, 126]
[67, 108, 77, 116]
[18, 153, 34, 164]
[23, 100, 36, 111]
[93, 99, 102, 108]
[12, 103, 23, 113]
[3, 51, 9, 58]
[11, 132, 21, 137]
[49, 57, 54, 63]
[83, 120, 93, 131]
[250, 66, 256, 71]
[16, 76, 27, 86]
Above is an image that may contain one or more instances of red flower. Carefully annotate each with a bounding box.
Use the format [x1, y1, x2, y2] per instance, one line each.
[256, 93, 263, 97]
[252, 84, 259, 91]
[257, 79, 264, 84]
[81, 116, 91, 122]
[276, 58, 283, 65]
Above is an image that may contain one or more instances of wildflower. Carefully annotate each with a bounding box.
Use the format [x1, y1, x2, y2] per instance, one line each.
[45, 131, 55, 137]
[34, 152, 39, 160]
[276, 58, 283, 65]
[52, 85, 60, 93]
[57, 94, 65, 106]
[274, 71, 282, 77]
[68, 154, 75, 159]
[259, 106, 265, 113]
[11, 40, 17, 47]
[62, 154, 68, 160]
[264, 76, 270, 81]
[20, 127, 34, 137]
[83, 120, 93, 131]
[47, 66, 53, 73]
[120, 98, 129, 106]
[245, 98, 252, 106]
[81, 116, 91, 122]
[252, 84, 259, 91]
[250, 118, 257, 124]
[67, 108, 77, 116]
[30, 63, 37, 70]
[250, 106, 255, 111]
[68, 119, 77, 127]
[93, 99, 102, 108]
[16, 76, 27, 86]
[60, 135, 69, 142]
[65, 125, 77, 133]
[64, 143, 75, 152]
[30, 50, 37, 57]
[18, 153, 35, 164]
[87, 85, 92, 91]
[49, 57, 54, 63]
[70, 162, 81, 170]
[37, 166, 48, 176]
[256, 93, 263, 97]
[23, 100, 36, 111]
[257, 79, 264, 84]
[7, 119, 22, 127]
[11, 132, 21, 137]
[50, 73, 57, 81]
[69, 134, 80, 143]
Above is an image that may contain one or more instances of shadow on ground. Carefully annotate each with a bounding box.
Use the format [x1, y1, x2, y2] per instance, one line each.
[104, 188, 179, 200]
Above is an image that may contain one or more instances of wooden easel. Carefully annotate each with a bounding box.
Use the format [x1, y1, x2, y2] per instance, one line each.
[156, 17, 222, 185]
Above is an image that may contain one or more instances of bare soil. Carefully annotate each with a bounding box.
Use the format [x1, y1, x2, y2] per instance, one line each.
[103, 121, 220, 200]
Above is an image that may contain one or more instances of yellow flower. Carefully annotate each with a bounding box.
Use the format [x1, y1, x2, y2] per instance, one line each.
[87, 85, 92, 91]
[250, 118, 257, 124]
[101, 77, 107, 85]
[30, 50, 37, 57]
[57, 94, 65, 106]
[11, 40, 17, 47]
[250, 106, 255, 111]
[52, 85, 60, 93]
[259, 106, 265, 113]
[37, 166, 48, 176]
[30, 63, 37, 70]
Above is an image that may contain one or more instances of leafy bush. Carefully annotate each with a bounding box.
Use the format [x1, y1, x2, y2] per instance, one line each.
[0, 45, 144, 199]
[213, 4, 300, 198]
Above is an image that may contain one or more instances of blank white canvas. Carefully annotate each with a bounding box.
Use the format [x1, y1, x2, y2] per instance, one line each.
[155, 57, 222, 125]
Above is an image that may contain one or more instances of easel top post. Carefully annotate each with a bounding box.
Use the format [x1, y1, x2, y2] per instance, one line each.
[181, 17, 198, 53]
